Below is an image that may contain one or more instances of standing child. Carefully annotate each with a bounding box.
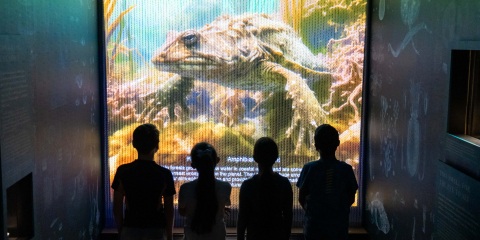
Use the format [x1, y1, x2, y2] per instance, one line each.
[237, 137, 293, 240]
[297, 124, 358, 240]
[112, 124, 175, 240]
[178, 142, 232, 240]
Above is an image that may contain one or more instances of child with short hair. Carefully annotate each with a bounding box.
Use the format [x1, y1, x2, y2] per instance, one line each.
[297, 124, 358, 240]
[112, 123, 175, 240]
[237, 137, 293, 240]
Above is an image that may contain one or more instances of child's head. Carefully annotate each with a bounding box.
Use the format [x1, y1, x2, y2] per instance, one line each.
[132, 124, 160, 155]
[253, 137, 279, 168]
[190, 142, 219, 171]
[314, 124, 340, 155]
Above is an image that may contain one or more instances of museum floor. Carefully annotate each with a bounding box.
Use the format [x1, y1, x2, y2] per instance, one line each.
[100, 228, 368, 240]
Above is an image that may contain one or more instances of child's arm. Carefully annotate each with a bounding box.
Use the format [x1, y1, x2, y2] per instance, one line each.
[298, 187, 308, 210]
[178, 184, 186, 216]
[346, 165, 359, 206]
[164, 195, 174, 240]
[113, 181, 125, 233]
[283, 183, 293, 240]
[297, 165, 310, 210]
[237, 183, 248, 240]
[163, 169, 176, 240]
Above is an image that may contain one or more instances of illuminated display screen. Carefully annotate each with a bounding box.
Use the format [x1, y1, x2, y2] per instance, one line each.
[104, 0, 365, 227]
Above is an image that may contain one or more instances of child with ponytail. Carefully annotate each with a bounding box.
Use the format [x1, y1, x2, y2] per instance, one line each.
[178, 142, 232, 240]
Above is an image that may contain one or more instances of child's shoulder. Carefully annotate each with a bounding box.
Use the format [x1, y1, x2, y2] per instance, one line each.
[215, 180, 232, 197]
[155, 164, 173, 175]
[179, 180, 197, 192]
[215, 179, 232, 189]
[302, 160, 321, 170]
[275, 172, 290, 182]
[115, 161, 136, 173]
[181, 179, 197, 186]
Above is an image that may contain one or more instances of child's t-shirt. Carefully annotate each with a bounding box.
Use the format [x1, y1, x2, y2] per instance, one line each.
[111, 159, 176, 229]
[297, 158, 358, 239]
[178, 179, 231, 240]
[238, 173, 293, 240]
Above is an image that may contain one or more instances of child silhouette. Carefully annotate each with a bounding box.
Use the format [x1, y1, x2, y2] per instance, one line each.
[178, 142, 232, 240]
[237, 137, 293, 240]
[112, 124, 175, 240]
[297, 124, 358, 240]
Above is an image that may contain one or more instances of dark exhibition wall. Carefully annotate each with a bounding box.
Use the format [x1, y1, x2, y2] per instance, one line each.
[0, 0, 103, 239]
[365, 0, 480, 240]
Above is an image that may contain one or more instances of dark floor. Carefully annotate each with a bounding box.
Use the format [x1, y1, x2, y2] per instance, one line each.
[100, 228, 368, 240]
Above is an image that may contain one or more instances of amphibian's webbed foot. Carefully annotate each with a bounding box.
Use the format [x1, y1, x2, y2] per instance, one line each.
[285, 73, 328, 155]
[261, 61, 328, 155]
[220, 90, 245, 127]
[137, 75, 194, 124]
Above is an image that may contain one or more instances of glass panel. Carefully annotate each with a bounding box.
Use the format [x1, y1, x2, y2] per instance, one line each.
[104, 0, 366, 228]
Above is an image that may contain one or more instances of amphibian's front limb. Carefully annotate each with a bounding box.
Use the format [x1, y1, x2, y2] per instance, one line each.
[220, 90, 246, 127]
[137, 75, 194, 124]
[260, 61, 328, 155]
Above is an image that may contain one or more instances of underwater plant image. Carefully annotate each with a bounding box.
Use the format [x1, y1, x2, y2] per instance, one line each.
[104, 0, 366, 227]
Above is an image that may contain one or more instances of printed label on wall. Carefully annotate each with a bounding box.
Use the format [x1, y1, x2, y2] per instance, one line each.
[435, 161, 480, 239]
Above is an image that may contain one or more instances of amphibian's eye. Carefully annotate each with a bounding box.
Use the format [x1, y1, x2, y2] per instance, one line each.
[183, 34, 195, 41]
[182, 31, 199, 46]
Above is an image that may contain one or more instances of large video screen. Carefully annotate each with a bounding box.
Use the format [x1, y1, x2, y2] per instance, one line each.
[104, 0, 365, 227]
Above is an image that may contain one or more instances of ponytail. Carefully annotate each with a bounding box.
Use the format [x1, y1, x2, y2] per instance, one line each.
[190, 143, 218, 235]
